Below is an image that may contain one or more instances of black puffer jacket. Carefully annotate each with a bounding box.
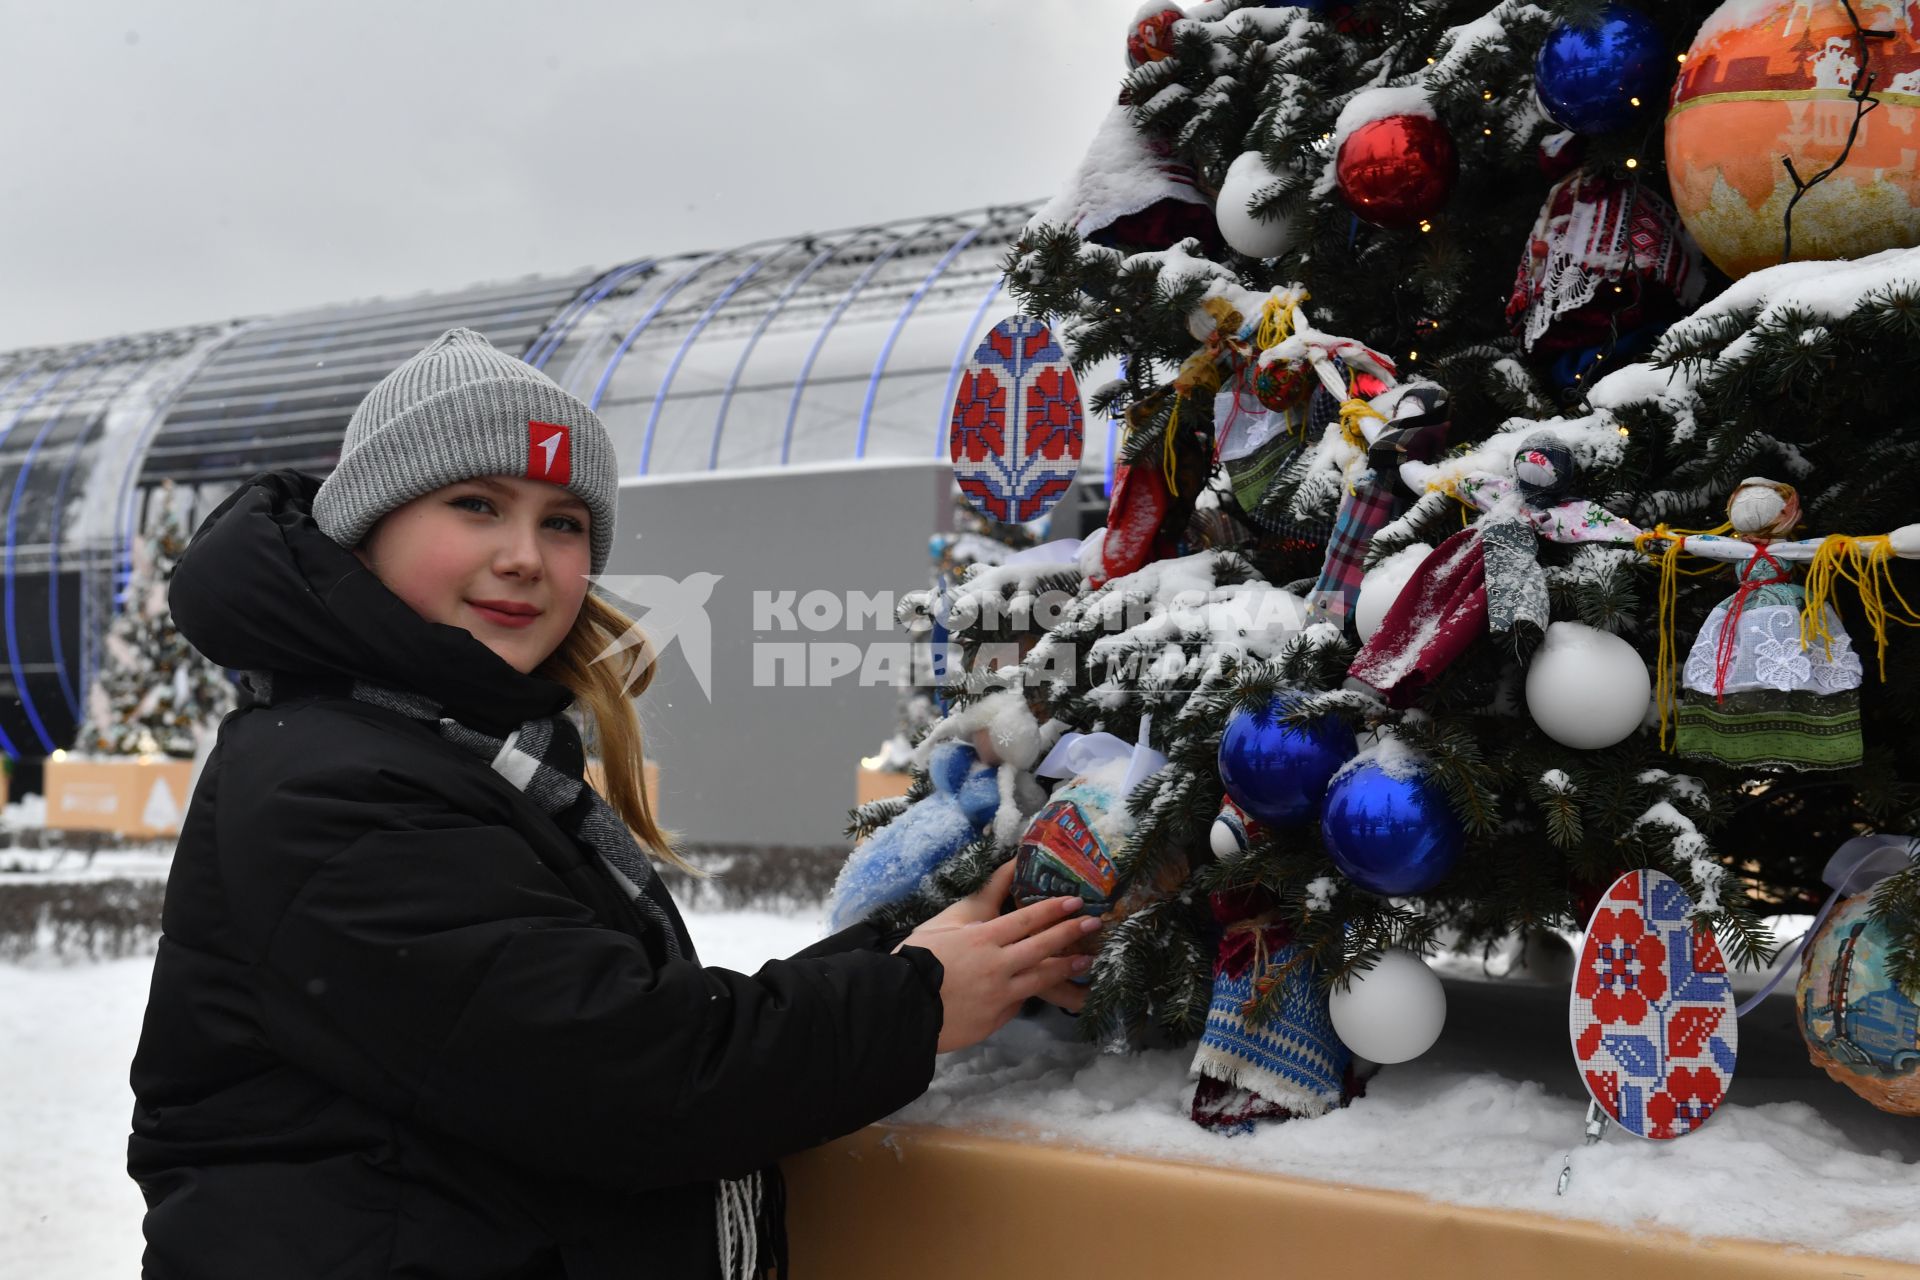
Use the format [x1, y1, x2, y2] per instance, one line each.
[128, 470, 943, 1278]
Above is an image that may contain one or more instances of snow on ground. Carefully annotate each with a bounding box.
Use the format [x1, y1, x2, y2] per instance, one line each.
[900, 1014, 1920, 1266]
[7, 887, 1919, 1273]
[0, 846, 174, 883]
[0, 905, 827, 1280]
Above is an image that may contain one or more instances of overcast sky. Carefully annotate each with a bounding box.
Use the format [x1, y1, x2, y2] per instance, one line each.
[0, 0, 1142, 352]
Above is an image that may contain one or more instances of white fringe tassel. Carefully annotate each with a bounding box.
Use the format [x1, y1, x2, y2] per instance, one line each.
[716, 1171, 761, 1280]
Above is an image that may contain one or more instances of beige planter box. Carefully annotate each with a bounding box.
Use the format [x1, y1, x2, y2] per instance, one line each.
[856, 768, 913, 807]
[783, 1124, 1920, 1280]
[43, 757, 196, 838]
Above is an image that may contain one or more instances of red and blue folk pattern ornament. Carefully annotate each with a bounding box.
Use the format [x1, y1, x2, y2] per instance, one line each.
[1570, 869, 1739, 1140]
[950, 316, 1085, 525]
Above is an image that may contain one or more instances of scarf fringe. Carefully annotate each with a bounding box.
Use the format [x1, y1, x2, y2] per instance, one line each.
[717, 1168, 789, 1280]
[1189, 1046, 1340, 1119]
[717, 1173, 759, 1280]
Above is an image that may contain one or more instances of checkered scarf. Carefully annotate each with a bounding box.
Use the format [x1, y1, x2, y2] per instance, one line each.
[336, 678, 687, 959]
[244, 672, 790, 1277]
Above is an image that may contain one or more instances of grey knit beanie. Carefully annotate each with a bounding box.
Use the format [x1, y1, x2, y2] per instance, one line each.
[313, 328, 617, 574]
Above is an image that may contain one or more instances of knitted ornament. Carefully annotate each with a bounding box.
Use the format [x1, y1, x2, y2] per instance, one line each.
[1190, 894, 1354, 1132]
[827, 740, 1001, 930]
[1209, 794, 1267, 858]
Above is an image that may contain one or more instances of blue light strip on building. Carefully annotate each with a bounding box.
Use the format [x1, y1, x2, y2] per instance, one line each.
[27, 353, 133, 719]
[934, 274, 1006, 456]
[523, 259, 653, 370]
[589, 252, 731, 418]
[117, 326, 249, 610]
[780, 227, 920, 465]
[706, 240, 849, 471]
[2, 343, 111, 753]
[854, 221, 983, 460]
[640, 250, 782, 475]
[0, 360, 49, 760]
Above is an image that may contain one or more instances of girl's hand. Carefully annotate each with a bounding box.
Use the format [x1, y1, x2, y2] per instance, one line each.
[894, 859, 1098, 1052]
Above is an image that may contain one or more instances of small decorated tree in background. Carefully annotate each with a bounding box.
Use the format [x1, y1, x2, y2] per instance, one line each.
[864, 498, 1050, 774]
[80, 482, 234, 758]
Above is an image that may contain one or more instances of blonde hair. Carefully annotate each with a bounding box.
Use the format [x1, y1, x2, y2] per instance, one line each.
[535, 589, 701, 874]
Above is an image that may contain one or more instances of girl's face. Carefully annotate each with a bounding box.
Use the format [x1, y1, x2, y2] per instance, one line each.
[353, 474, 593, 674]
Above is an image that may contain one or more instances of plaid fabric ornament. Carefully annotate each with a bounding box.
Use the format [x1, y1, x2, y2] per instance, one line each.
[1305, 478, 1401, 628]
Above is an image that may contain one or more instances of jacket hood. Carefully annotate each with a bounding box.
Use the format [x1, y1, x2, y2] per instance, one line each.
[169, 469, 575, 734]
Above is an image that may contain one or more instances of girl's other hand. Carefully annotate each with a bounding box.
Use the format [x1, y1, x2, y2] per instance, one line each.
[894, 859, 1097, 1052]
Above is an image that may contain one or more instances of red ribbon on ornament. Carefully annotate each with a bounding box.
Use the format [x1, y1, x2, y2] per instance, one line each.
[1709, 544, 1791, 701]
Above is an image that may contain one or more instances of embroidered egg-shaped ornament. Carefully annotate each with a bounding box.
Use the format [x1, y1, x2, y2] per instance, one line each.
[949, 316, 1085, 525]
[1570, 869, 1739, 1139]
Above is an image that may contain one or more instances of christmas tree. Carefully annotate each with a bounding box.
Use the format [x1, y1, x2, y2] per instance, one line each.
[862, 498, 1049, 774]
[841, 0, 1920, 1127]
[81, 482, 235, 758]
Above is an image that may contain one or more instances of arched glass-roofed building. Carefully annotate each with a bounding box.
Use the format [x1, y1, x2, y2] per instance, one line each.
[0, 201, 1116, 773]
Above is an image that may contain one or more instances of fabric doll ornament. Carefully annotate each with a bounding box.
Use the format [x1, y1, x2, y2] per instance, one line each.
[1297, 356, 1407, 628]
[1190, 889, 1357, 1132]
[1506, 172, 1705, 354]
[1674, 478, 1864, 772]
[1348, 428, 1629, 701]
[827, 740, 1002, 930]
[1364, 383, 1452, 498]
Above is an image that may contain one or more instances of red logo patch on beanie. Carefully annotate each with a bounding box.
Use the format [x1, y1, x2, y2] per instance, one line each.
[527, 420, 571, 485]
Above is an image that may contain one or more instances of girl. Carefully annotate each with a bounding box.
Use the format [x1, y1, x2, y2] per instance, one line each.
[128, 328, 1094, 1279]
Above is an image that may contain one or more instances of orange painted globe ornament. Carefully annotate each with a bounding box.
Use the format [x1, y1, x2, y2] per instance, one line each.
[1666, 0, 1920, 279]
[1795, 892, 1920, 1116]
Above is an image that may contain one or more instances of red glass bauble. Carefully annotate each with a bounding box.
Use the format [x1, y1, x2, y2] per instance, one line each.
[1334, 114, 1459, 230]
[1127, 8, 1184, 69]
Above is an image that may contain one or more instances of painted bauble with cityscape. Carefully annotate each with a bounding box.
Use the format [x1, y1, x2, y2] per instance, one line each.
[1795, 892, 1920, 1116]
[1667, 1, 1920, 279]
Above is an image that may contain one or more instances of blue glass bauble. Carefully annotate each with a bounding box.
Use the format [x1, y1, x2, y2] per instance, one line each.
[1320, 761, 1462, 896]
[1533, 4, 1665, 136]
[1217, 696, 1357, 826]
